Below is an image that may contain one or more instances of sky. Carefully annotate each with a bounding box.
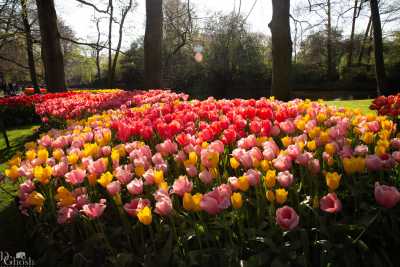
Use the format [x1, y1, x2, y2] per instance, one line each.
[54, 0, 273, 50]
[54, 0, 399, 51]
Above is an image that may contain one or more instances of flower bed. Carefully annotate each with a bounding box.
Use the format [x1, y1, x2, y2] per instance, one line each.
[35, 89, 188, 121]
[2, 95, 400, 266]
[0, 92, 79, 126]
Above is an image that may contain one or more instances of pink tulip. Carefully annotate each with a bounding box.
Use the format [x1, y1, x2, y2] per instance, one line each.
[391, 138, 400, 150]
[200, 184, 231, 215]
[143, 169, 155, 185]
[365, 155, 383, 172]
[101, 146, 111, 156]
[307, 158, 320, 174]
[286, 145, 300, 160]
[107, 181, 121, 196]
[127, 178, 143, 195]
[273, 154, 292, 172]
[57, 207, 78, 224]
[200, 195, 219, 215]
[186, 165, 198, 177]
[277, 171, 294, 188]
[354, 145, 368, 156]
[244, 169, 261, 186]
[228, 176, 240, 191]
[374, 182, 400, 208]
[320, 193, 342, 213]
[275, 205, 299, 230]
[199, 169, 213, 184]
[209, 140, 224, 153]
[154, 190, 173, 216]
[81, 199, 106, 219]
[88, 158, 107, 175]
[367, 121, 380, 133]
[115, 165, 133, 184]
[172, 176, 193, 196]
[52, 162, 68, 177]
[270, 125, 280, 136]
[392, 151, 400, 163]
[65, 169, 86, 185]
[279, 120, 295, 134]
[295, 152, 312, 166]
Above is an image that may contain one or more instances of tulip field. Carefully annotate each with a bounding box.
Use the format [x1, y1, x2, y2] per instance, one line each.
[1, 90, 400, 266]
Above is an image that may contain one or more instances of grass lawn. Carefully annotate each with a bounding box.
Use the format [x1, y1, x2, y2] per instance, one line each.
[325, 99, 373, 114]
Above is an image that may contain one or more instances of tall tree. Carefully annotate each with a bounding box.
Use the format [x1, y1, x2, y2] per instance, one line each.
[109, 0, 133, 87]
[369, 0, 386, 95]
[107, 0, 113, 87]
[144, 0, 163, 89]
[20, 0, 38, 92]
[347, 0, 359, 67]
[326, 0, 336, 80]
[36, 0, 66, 91]
[269, 0, 291, 101]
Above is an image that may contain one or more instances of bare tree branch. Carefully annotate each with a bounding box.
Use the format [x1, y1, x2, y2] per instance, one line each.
[75, 0, 109, 13]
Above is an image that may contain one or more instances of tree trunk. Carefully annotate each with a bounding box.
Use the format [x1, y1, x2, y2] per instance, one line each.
[268, 0, 291, 101]
[347, 0, 358, 67]
[95, 20, 102, 81]
[110, 1, 133, 88]
[326, 0, 336, 80]
[21, 0, 38, 92]
[369, 0, 386, 95]
[144, 0, 163, 89]
[107, 0, 113, 88]
[36, 0, 66, 92]
[358, 16, 372, 65]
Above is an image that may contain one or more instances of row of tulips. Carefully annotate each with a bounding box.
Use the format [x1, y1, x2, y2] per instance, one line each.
[2, 95, 400, 266]
[0, 92, 79, 108]
[35, 89, 189, 121]
[370, 93, 400, 117]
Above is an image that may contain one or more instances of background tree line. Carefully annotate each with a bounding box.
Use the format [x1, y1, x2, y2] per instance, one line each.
[0, 0, 399, 100]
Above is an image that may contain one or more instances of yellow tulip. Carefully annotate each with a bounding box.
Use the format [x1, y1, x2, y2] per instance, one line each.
[183, 192, 194, 211]
[5, 165, 20, 181]
[135, 165, 145, 177]
[26, 150, 36, 161]
[231, 192, 243, 209]
[264, 170, 276, 189]
[230, 157, 240, 169]
[8, 155, 21, 166]
[33, 165, 52, 184]
[237, 176, 249, 192]
[52, 149, 63, 161]
[68, 153, 79, 165]
[325, 172, 341, 191]
[137, 206, 152, 225]
[98, 171, 113, 187]
[192, 193, 203, 212]
[324, 143, 336, 156]
[281, 136, 292, 148]
[26, 191, 45, 212]
[37, 149, 48, 163]
[154, 170, 164, 185]
[188, 152, 198, 165]
[159, 182, 169, 191]
[260, 160, 270, 171]
[275, 188, 288, 205]
[361, 132, 374, 145]
[307, 140, 317, 151]
[55, 186, 76, 207]
[266, 190, 275, 202]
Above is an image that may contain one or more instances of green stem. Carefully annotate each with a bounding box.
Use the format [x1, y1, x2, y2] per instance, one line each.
[0, 184, 15, 198]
